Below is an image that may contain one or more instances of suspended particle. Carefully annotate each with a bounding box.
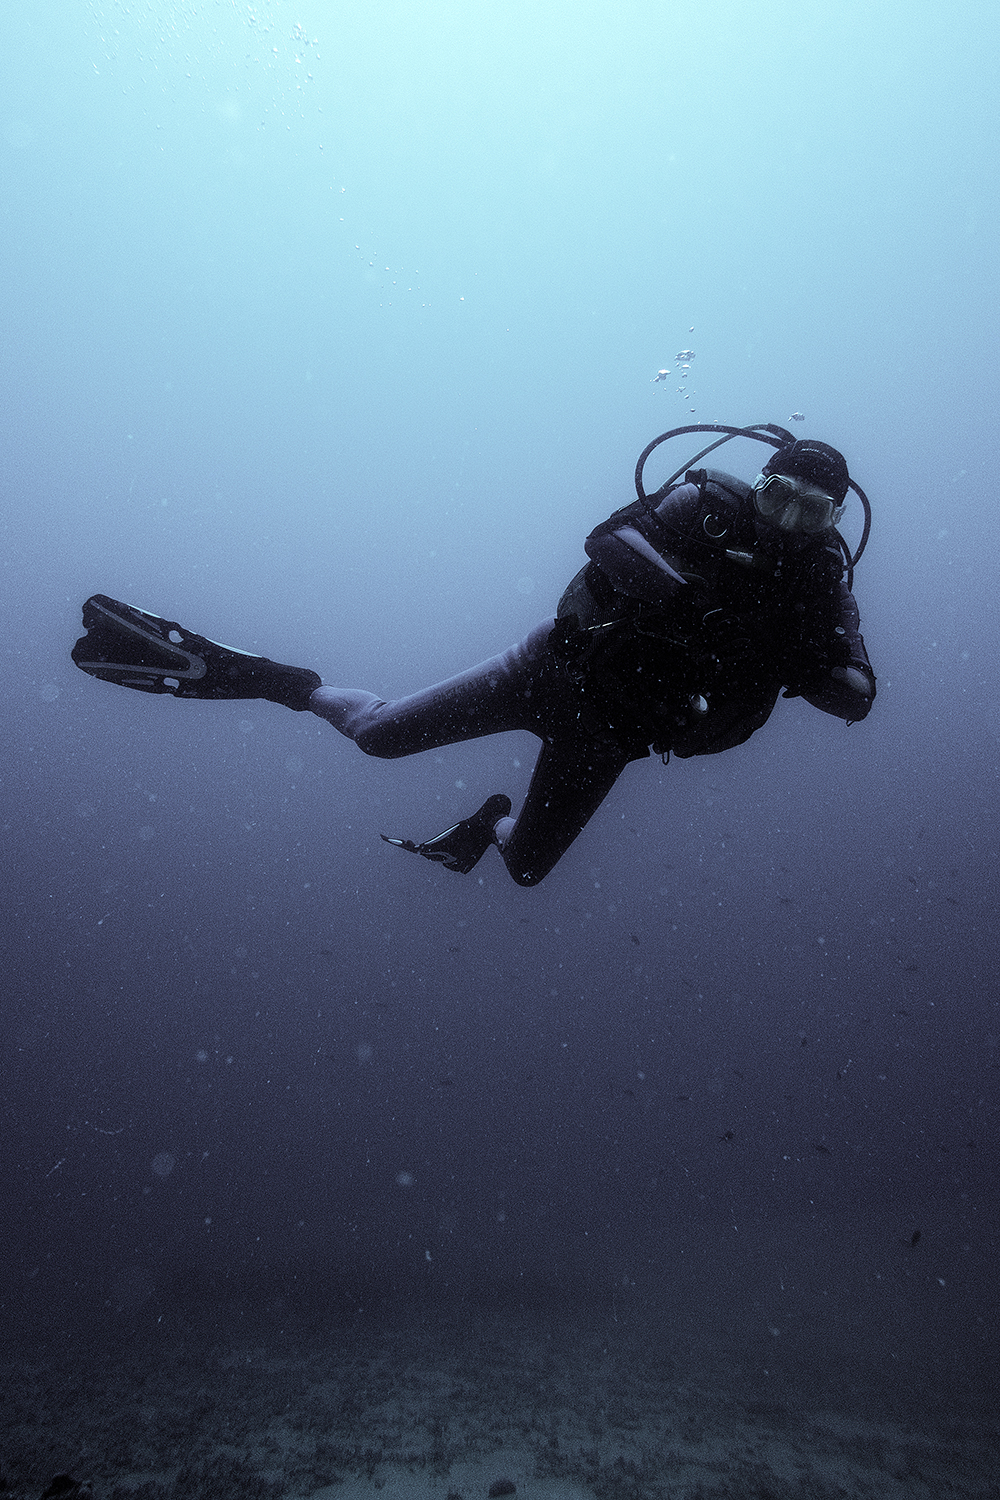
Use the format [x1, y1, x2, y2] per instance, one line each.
[791, 411, 805, 422]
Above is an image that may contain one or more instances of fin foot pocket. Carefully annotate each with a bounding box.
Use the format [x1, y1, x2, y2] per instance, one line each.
[71, 595, 321, 709]
[381, 794, 512, 875]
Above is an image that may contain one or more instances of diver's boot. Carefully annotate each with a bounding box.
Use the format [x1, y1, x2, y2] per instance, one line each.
[381, 794, 512, 875]
[71, 595, 321, 710]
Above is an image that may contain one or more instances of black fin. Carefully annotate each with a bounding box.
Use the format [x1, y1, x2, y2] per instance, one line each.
[72, 595, 320, 709]
[381, 795, 512, 874]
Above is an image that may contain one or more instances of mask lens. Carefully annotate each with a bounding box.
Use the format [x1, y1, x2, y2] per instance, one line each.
[754, 474, 836, 533]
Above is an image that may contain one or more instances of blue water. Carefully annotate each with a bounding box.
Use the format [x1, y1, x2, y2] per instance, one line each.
[2, 2, 998, 1486]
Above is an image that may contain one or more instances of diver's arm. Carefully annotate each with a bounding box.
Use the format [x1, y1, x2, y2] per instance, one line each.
[798, 662, 875, 720]
[584, 482, 701, 605]
[792, 588, 876, 721]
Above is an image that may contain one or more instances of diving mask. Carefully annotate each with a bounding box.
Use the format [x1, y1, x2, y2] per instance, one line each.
[752, 472, 844, 535]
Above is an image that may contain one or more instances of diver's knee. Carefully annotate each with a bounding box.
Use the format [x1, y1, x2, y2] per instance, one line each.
[354, 729, 407, 759]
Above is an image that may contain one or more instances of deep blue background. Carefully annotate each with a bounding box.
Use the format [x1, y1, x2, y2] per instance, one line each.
[2, 0, 997, 1402]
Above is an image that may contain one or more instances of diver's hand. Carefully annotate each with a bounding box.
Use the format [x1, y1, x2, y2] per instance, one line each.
[830, 664, 873, 697]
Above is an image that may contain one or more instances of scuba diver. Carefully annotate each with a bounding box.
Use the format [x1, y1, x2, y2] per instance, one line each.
[71, 424, 875, 887]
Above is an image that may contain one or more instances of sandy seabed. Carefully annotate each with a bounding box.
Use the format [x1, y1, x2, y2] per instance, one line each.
[1, 1304, 996, 1500]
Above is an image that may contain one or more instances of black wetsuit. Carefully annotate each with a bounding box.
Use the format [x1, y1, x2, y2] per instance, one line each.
[310, 470, 874, 884]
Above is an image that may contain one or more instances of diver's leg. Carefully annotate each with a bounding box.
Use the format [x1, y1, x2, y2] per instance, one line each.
[309, 620, 557, 757]
[493, 733, 632, 887]
[378, 734, 627, 885]
[313, 619, 631, 885]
